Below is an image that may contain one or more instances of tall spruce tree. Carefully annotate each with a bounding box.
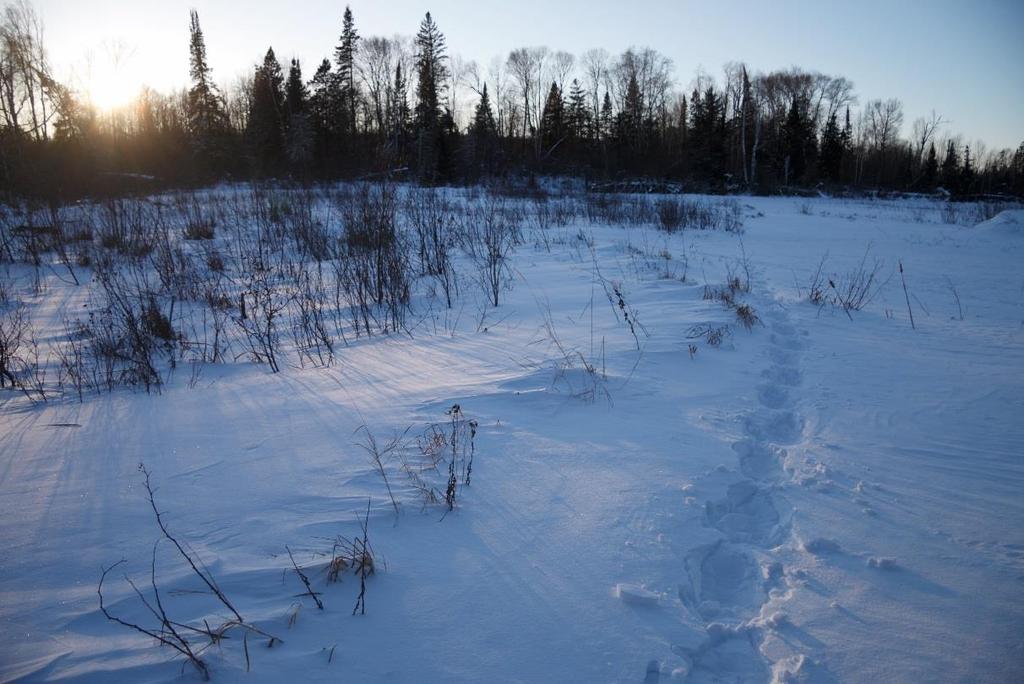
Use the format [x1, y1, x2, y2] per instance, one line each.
[941, 140, 959, 191]
[185, 10, 229, 175]
[961, 145, 975, 193]
[922, 142, 938, 189]
[599, 92, 614, 143]
[689, 86, 726, 182]
[539, 82, 565, 153]
[389, 62, 411, 156]
[246, 47, 286, 175]
[334, 6, 359, 141]
[285, 59, 307, 119]
[308, 59, 336, 172]
[413, 12, 448, 182]
[284, 59, 312, 171]
[1012, 142, 1024, 196]
[566, 79, 591, 141]
[471, 83, 497, 138]
[819, 111, 843, 183]
[739, 67, 754, 184]
[781, 97, 816, 184]
[466, 83, 497, 176]
[617, 73, 643, 152]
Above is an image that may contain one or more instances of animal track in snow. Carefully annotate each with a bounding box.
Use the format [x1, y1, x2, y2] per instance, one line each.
[682, 541, 767, 622]
[704, 480, 784, 546]
[770, 332, 806, 351]
[757, 383, 789, 409]
[732, 440, 786, 482]
[744, 410, 805, 445]
[681, 628, 769, 684]
[676, 303, 813, 681]
[761, 364, 802, 387]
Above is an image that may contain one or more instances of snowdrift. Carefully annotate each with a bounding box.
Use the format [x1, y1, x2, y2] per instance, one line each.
[976, 208, 1024, 235]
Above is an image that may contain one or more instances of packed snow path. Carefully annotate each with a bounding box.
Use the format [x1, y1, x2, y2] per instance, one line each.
[676, 302, 805, 682]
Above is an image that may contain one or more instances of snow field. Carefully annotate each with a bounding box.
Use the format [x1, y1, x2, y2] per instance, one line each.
[1, 190, 1023, 682]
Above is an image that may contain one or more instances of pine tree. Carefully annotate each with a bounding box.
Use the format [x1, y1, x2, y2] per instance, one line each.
[285, 59, 307, 119]
[617, 73, 643, 151]
[781, 96, 815, 184]
[413, 12, 449, 182]
[333, 6, 360, 140]
[284, 59, 312, 171]
[1012, 141, 1024, 196]
[689, 86, 726, 181]
[841, 106, 853, 149]
[414, 13, 447, 129]
[599, 92, 614, 143]
[940, 140, 959, 191]
[922, 142, 938, 189]
[308, 59, 336, 172]
[471, 83, 497, 138]
[539, 82, 564, 152]
[185, 10, 229, 174]
[388, 62, 411, 155]
[468, 83, 497, 177]
[739, 67, 754, 184]
[678, 94, 688, 148]
[565, 79, 591, 141]
[688, 88, 701, 130]
[961, 145, 975, 193]
[819, 112, 843, 183]
[428, 105, 457, 182]
[246, 47, 286, 175]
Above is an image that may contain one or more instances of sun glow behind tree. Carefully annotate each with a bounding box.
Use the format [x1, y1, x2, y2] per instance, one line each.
[83, 39, 145, 112]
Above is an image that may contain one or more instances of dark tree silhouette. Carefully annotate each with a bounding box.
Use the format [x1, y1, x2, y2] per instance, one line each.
[185, 10, 230, 177]
[2, 6, 1021, 200]
[246, 48, 286, 175]
[412, 12, 448, 182]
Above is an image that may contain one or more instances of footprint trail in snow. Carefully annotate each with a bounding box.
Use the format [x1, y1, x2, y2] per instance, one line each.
[672, 305, 812, 682]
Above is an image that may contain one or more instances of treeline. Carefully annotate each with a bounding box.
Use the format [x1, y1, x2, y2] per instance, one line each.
[2, 2, 1023, 201]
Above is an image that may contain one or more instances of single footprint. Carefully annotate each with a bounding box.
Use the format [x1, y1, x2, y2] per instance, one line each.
[682, 541, 766, 621]
[744, 410, 805, 445]
[705, 480, 782, 546]
[762, 365, 802, 387]
[733, 440, 785, 481]
[757, 383, 789, 409]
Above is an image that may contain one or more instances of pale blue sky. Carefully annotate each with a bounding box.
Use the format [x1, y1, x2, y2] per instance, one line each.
[34, 0, 1024, 149]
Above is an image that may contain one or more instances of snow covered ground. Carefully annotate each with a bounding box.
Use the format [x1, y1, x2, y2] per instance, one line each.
[1, 190, 1022, 683]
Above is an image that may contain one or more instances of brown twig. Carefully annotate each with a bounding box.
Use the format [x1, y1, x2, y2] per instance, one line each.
[138, 463, 244, 623]
[286, 546, 324, 610]
[899, 259, 916, 330]
[352, 499, 371, 616]
[98, 561, 210, 681]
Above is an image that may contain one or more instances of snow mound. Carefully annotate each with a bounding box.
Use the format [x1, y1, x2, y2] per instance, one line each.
[976, 209, 1024, 235]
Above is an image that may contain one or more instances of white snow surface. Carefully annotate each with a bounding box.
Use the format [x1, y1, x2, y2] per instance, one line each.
[2, 191, 1023, 683]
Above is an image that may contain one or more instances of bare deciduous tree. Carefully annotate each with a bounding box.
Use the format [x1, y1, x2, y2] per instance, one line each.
[912, 110, 945, 163]
[1, 0, 58, 139]
[863, 98, 904, 154]
[581, 48, 609, 135]
[507, 46, 548, 144]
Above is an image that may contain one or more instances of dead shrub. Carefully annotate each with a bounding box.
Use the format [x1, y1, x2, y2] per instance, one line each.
[735, 304, 761, 330]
